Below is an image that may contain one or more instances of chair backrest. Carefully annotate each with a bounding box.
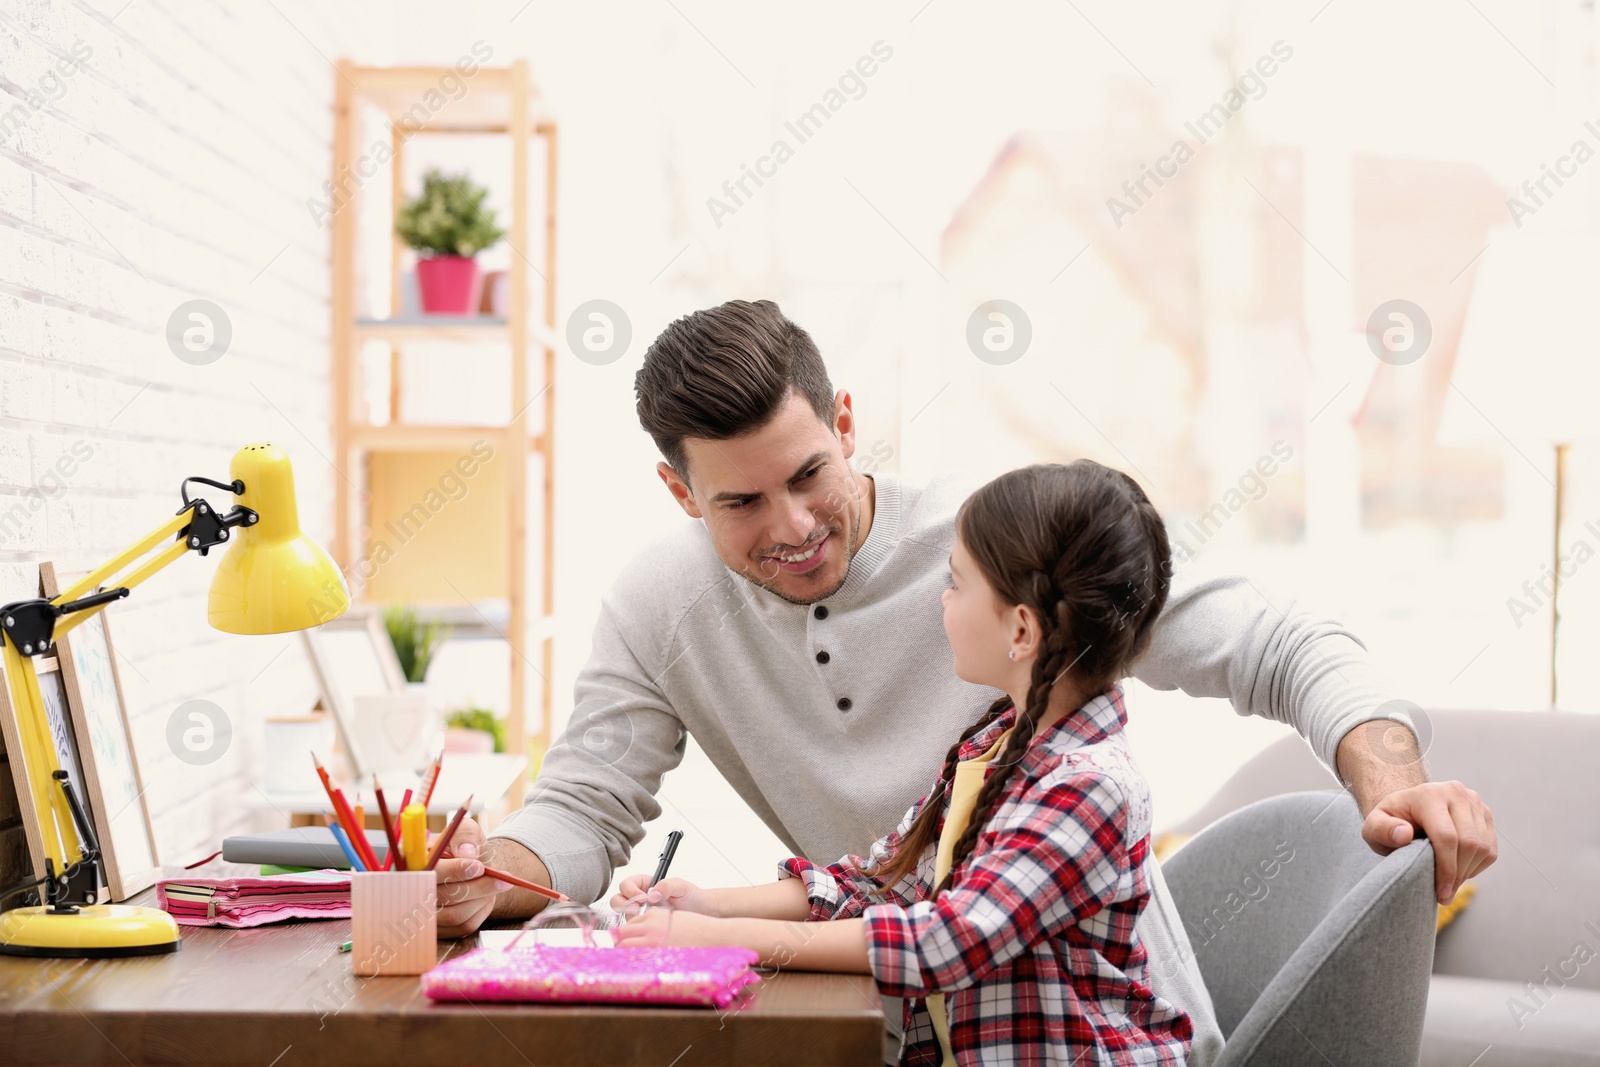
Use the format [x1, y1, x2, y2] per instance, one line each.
[1162, 791, 1436, 1066]
[1162, 710, 1600, 989]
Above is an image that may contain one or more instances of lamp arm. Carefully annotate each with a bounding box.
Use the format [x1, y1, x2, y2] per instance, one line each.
[0, 471, 259, 906]
[48, 481, 259, 644]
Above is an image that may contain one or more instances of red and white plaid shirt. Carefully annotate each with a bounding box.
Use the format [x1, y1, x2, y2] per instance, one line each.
[780, 686, 1192, 1066]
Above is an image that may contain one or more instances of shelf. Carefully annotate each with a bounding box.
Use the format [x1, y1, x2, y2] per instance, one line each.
[354, 317, 558, 350]
[334, 59, 556, 810]
[356, 601, 557, 643]
[356, 316, 504, 343]
[352, 424, 548, 452]
[347, 65, 556, 133]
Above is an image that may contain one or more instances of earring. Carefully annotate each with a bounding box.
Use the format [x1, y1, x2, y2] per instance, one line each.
[1008, 650, 1016, 660]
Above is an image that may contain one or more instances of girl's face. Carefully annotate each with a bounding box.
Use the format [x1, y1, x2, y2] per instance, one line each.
[942, 535, 1016, 689]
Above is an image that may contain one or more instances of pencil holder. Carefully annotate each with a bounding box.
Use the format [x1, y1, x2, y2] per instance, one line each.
[350, 870, 437, 976]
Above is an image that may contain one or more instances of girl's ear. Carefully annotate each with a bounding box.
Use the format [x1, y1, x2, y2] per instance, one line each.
[1009, 602, 1041, 661]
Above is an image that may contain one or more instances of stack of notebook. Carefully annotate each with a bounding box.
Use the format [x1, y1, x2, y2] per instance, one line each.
[158, 869, 351, 927]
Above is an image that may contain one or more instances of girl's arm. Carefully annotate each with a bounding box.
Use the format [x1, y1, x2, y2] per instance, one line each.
[623, 784, 942, 923]
[724, 916, 872, 973]
[701, 878, 811, 920]
[614, 909, 873, 974]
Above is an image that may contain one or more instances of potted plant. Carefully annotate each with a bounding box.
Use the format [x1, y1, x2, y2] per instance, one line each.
[381, 604, 449, 685]
[395, 168, 507, 314]
[444, 705, 505, 755]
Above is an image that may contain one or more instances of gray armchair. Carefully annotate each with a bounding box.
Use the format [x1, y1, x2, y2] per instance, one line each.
[1162, 791, 1436, 1066]
[1162, 710, 1600, 1066]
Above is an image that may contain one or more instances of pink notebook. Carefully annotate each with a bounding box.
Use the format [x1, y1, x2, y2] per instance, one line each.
[423, 945, 763, 1008]
[157, 869, 351, 927]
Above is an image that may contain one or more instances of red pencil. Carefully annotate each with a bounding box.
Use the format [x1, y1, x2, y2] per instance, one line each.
[424, 794, 473, 870]
[373, 776, 401, 871]
[392, 787, 413, 845]
[312, 753, 380, 872]
[419, 745, 444, 807]
[480, 864, 571, 904]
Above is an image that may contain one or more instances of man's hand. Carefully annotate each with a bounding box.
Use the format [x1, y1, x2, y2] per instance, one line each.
[434, 816, 505, 938]
[1360, 781, 1497, 905]
[1337, 720, 1498, 905]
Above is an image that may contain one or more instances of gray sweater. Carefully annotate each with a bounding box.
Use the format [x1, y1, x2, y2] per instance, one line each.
[493, 470, 1405, 1064]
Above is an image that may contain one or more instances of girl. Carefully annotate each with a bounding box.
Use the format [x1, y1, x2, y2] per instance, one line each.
[614, 460, 1192, 1066]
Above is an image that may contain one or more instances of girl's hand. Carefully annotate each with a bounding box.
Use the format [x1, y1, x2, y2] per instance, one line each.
[612, 907, 737, 949]
[609, 876, 719, 916]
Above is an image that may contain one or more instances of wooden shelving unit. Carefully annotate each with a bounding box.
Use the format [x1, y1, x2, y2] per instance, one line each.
[330, 60, 557, 805]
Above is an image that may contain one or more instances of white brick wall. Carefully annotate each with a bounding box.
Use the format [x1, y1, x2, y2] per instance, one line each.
[0, 0, 387, 877]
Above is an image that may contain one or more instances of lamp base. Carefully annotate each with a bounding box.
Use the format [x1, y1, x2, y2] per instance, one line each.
[0, 904, 181, 958]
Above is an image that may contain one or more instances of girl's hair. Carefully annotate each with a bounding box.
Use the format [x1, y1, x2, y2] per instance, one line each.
[862, 460, 1172, 894]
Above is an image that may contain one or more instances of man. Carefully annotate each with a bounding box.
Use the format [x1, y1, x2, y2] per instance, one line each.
[435, 299, 1497, 1063]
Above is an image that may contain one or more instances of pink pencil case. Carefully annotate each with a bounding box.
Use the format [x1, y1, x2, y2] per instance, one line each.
[423, 945, 763, 1008]
[157, 869, 351, 927]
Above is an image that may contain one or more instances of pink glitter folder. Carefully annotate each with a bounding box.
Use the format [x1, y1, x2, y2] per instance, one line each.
[422, 945, 763, 1008]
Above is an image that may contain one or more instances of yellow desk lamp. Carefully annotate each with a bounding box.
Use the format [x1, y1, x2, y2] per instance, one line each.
[0, 443, 349, 956]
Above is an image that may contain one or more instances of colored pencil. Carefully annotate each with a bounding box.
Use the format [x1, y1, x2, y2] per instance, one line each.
[312, 752, 380, 872]
[373, 777, 401, 871]
[419, 744, 444, 807]
[392, 787, 413, 843]
[327, 818, 366, 872]
[424, 795, 473, 870]
[480, 864, 571, 903]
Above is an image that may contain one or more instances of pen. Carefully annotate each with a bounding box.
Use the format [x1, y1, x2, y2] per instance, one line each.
[648, 830, 683, 888]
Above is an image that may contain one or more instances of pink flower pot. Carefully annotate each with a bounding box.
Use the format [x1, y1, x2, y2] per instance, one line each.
[443, 726, 496, 755]
[416, 255, 481, 314]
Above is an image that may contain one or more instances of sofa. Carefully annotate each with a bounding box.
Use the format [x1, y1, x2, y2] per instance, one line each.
[1160, 709, 1600, 1067]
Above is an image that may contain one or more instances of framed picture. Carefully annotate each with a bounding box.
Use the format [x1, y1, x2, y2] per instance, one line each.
[0, 653, 103, 899]
[300, 607, 408, 776]
[40, 563, 161, 900]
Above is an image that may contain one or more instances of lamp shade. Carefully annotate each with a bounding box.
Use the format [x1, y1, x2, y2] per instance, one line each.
[208, 443, 350, 634]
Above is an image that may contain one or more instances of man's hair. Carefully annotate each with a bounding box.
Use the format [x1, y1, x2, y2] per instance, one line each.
[634, 299, 835, 483]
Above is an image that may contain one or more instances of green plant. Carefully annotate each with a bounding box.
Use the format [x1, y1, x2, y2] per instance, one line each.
[445, 705, 506, 753]
[382, 604, 449, 684]
[395, 168, 506, 258]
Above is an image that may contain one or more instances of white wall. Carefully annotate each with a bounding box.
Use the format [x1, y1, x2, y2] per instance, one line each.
[0, 0, 387, 874]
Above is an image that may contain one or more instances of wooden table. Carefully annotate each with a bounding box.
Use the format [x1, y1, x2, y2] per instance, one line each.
[0, 896, 886, 1067]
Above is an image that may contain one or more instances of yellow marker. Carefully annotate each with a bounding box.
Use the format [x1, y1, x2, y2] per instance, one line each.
[400, 803, 429, 873]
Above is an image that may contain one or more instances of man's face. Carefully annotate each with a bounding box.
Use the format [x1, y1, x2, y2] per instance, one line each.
[659, 389, 867, 605]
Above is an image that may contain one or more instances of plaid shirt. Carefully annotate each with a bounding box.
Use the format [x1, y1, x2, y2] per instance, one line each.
[780, 686, 1192, 1067]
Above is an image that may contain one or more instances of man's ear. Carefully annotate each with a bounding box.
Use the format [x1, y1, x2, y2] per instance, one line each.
[657, 461, 703, 519]
[834, 388, 858, 462]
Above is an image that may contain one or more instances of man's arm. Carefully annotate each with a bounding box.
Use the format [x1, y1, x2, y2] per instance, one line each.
[435, 597, 688, 935]
[1131, 568, 1497, 903]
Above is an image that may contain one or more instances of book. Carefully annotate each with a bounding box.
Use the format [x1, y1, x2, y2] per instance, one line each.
[158, 869, 351, 927]
[221, 826, 391, 869]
